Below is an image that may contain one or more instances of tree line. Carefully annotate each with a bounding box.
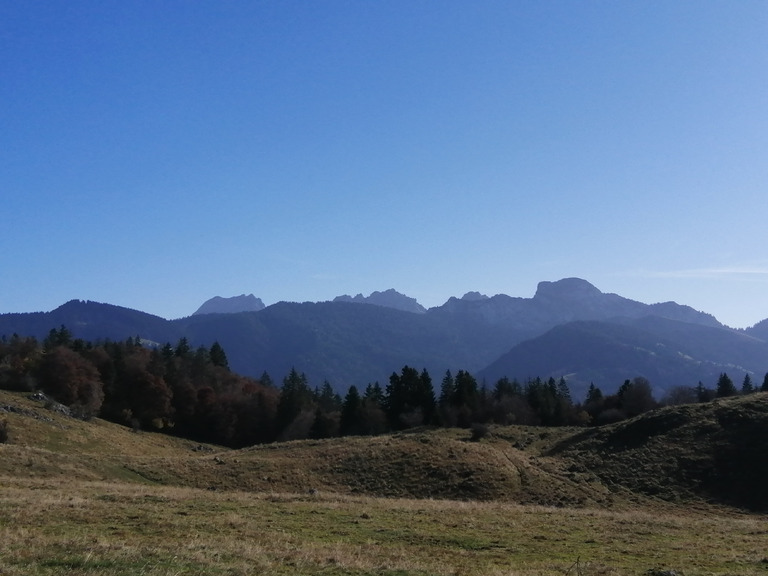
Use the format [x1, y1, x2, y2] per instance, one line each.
[1, 327, 767, 447]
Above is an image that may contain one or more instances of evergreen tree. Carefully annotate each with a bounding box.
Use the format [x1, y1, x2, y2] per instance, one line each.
[339, 385, 363, 436]
[209, 341, 229, 369]
[696, 381, 706, 402]
[762, 372, 768, 392]
[276, 368, 313, 432]
[43, 325, 72, 351]
[384, 366, 434, 429]
[741, 374, 754, 394]
[453, 370, 478, 409]
[363, 382, 383, 405]
[585, 383, 603, 404]
[174, 337, 191, 358]
[315, 380, 342, 412]
[415, 368, 436, 424]
[439, 370, 455, 406]
[716, 372, 737, 397]
[493, 376, 521, 400]
[259, 371, 274, 387]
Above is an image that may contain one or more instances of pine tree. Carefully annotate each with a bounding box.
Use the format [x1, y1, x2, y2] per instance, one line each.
[259, 371, 274, 387]
[439, 370, 455, 406]
[276, 368, 312, 431]
[415, 368, 436, 424]
[762, 372, 768, 393]
[716, 373, 737, 397]
[174, 337, 190, 358]
[364, 382, 383, 405]
[585, 383, 603, 404]
[209, 341, 229, 369]
[340, 385, 363, 436]
[741, 374, 754, 394]
[315, 380, 341, 412]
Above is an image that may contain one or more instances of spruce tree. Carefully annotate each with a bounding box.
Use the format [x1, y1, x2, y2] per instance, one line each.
[340, 385, 362, 436]
[741, 374, 754, 394]
[209, 341, 229, 369]
[716, 373, 737, 397]
[439, 370, 455, 406]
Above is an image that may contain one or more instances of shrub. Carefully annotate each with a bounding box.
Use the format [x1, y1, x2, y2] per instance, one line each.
[0, 419, 8, 443]
[470, 423, 490, 442]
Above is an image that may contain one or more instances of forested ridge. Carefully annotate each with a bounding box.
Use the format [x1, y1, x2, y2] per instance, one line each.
[2, 326, 766, 448]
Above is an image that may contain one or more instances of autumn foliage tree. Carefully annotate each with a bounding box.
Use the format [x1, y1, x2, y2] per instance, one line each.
[38, 346, 104, 419]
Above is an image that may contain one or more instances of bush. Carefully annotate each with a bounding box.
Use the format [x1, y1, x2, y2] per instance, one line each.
[0, 419, 9, 443]
[470, 423, 490, 442]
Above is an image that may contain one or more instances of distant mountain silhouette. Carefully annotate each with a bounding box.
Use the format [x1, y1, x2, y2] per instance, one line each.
[0, 300, 176, 345]
[478, 316, 768, 401]
[745, 318, 768, 342]
[460, 291, 489, 301]
[1, 279, 765, 396]
[333, 289, 426, 314]
[193, 294, 265, 316]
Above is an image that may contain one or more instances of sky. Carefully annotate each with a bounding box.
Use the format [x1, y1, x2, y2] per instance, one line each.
[2, 2, 767, 328]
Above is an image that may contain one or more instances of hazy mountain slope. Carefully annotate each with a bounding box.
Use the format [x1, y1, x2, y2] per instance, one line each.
[0, 278, 752, 393]
[745, 317, 768, 341]
[621, 315, 768, 375]
[478, 321, 706, 400]
[478, 318, 768, 400]
[0, 300, 177, 344]
[428, 278, 721, 338]
[175, 300, 518, 387]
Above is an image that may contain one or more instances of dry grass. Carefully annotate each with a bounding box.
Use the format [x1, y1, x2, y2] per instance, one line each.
[2, 477, 767, 576]
[2, 390, 768, 575]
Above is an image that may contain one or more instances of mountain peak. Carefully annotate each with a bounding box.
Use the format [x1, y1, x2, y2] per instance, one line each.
[333, 289, 426, 314]
[193, 294, 265, 316]
[534, 278, 602, 301]
[461, 291, 489, 301]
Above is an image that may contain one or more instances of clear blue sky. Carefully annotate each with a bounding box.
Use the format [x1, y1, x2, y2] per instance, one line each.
[2, 2, 767, 328]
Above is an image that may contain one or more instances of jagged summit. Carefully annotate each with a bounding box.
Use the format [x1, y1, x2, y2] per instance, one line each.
[333, 289, 426, 314]
[193, 294, 265, 316]
[461, 291, 489, 301]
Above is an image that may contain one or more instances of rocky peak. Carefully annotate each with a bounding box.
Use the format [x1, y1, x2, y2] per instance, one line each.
[533, 278, 603, 302]
[461, 291, 489, 301]
[193, 294, 265, 316]
[333, 289, 426, 314]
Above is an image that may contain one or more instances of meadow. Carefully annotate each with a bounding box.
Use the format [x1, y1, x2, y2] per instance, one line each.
[1, 390, 766, 575]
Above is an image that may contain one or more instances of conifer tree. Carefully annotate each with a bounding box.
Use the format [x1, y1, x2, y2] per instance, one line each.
[439, 370, 455, 406]
[741, 374, 754, 394]
[716, 372, 737, 397]
[276, 368, 312, 432]
[209, 341, 229, 369]
[340, 385, 363, 436]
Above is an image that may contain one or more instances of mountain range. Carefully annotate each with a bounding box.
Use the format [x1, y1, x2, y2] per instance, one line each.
[2, 278, 767, 400]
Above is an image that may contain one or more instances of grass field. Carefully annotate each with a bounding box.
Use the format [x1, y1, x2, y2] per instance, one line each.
[1, 390, 767, 575]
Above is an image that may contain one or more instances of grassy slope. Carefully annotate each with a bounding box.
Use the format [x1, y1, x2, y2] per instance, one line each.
[2, 389, 768, 575]
[550, 393, 768, 510]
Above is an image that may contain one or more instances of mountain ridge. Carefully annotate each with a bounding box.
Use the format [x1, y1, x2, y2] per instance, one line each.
[2, 278, 766, 396]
